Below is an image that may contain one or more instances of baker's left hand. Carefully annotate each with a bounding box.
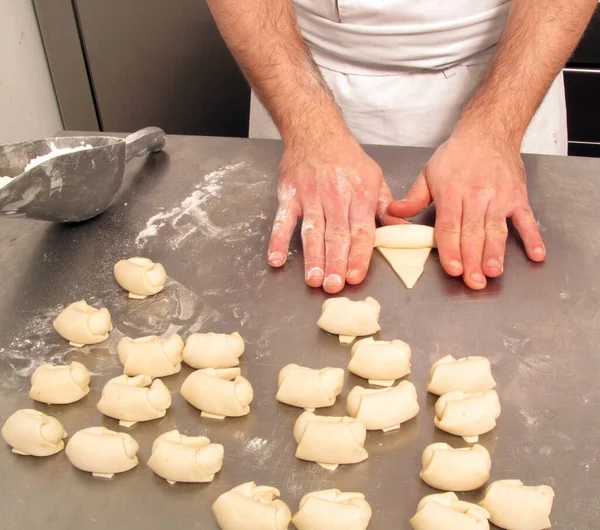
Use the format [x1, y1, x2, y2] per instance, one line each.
[388, 128, 546, 290]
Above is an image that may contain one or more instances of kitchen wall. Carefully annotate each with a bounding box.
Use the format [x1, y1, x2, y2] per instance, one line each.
[0, 0, 63, 145]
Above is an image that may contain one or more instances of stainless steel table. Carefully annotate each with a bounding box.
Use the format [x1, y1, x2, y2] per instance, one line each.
[0, 135, 598, 529]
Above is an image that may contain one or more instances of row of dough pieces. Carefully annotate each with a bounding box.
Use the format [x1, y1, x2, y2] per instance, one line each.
[2, 257, 553, 530]
[314, 296, 554, 530]
[0, 409, 552, 530]
[3, 339, 553, 529]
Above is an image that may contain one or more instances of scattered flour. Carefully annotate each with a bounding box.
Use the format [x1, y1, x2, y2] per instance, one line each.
[502, 336, 531, 354]
[135, 161, 267, 249]
[0, 176, 15, 189]
[24, 142, 93, 172]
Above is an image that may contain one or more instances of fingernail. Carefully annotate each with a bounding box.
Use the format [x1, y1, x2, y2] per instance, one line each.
[486, 259, 503, 271]
[346, 269, 361, 281]
[470, 272, 486, 283]
[533, 247, 545, 257]
[268, 252, 283, 265]
[449, 260, 462, 270]
[306, 267, 324, 281]
[323, 274, 342, 287]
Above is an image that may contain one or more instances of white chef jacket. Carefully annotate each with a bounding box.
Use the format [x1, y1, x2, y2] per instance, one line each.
[249, 0, 567, 155]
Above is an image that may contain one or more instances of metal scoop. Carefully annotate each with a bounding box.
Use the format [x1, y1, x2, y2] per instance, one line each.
[0, 126, 166, 222]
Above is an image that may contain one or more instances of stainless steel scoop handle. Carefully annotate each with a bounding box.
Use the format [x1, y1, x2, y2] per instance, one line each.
[124, 127, 167, 163]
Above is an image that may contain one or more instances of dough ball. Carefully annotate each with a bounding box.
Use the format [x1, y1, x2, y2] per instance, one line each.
[2, 409, 67, 457]
[114, 257, 167, 299]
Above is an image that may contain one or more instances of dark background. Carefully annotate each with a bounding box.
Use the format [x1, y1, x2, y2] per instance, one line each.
[34, 0, 600, 157]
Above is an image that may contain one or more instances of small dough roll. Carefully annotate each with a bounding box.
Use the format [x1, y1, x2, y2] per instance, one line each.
[348, 337, 411, 386]
[293, 411, 368, 470]
[374, 224, 437, 249]
[65, 426, 139, 478]
[292, 489, 372, 530]
[53, 300, 112, 347]
[479, 479, 555, 530]
[1, 409, 67, 457]
[346, 381, 419, 432]
[114, 257, 167, 299]
[97, 374, 172, 426]
[212, 481, 292, 530]
[317, 297, 381, 342]
[147, 429, 224, 484]
[420, 443, 491, 491]
[276, 364, 344, 410]
[183, 331, 245, 369]
[428, 355, 496, 396]
[410, 492, 490, 530]
[118, 334, 183, 377]
[29, 361, 90, 404]
[435, 390, 501, 443]
[180, 368, 253, 419]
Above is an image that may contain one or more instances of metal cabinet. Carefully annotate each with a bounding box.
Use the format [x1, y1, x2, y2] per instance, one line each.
[34, 0, 250, 137]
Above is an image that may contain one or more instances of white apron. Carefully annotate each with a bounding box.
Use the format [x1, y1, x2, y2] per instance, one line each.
[249, 0, 567, 155]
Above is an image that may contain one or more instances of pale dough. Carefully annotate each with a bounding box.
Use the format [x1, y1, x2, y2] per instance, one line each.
[435, 390, 501, 443]
[180, 367, 253, 419]
[276, 364, 344, 410]
[212, 481, 292, 530]
[375, 224, 437, 249]
[1, 409, 67, 457]
[293, 411, 368, 470]
[410, 492, 490, 530]
[65, 426, 139, 478]
[378, 247, 432, 290]
[479, 480, 555, 530]
[118, 334, 183, 377]
[97, 374, 172, 427]
[114, 257, 167, 299]
[147, 429, 224, 484]
[29, 361, 90, 404]
[428, 355, 497, 396]
[317, 297, 381, 343]
[374, 225, 436, 289]
[348, 337, 411, 386]
[53, 300, 112, 347]
[346, 381, 419, 432]
[420, 443, 491, 491]
[292, 489, 372, 530]
[183, 331, 245, 369]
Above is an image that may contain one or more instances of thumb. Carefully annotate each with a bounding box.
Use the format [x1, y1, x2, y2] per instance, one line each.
[387, 171, 432, 219]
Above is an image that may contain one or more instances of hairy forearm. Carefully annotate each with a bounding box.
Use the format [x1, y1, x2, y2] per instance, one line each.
[457, 0, 597, 145]
[206, 0, 346, 146]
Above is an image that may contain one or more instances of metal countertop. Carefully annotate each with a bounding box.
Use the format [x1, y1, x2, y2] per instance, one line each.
[0, 135, 599, 529]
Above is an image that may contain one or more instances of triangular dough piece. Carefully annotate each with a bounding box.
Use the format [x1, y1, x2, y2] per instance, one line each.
[378, 247, 432, 289]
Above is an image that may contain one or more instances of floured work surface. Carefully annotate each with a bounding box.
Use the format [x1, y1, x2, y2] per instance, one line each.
[0, 135, 599, 529]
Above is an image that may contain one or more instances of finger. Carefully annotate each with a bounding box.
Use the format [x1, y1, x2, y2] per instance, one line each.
[301, 209, 325, 288]
[322, 205, 351, 295]
[482, 207, 508, 278]
[377, 181, 409, 226]
[387, 171, 432, 219]
[346, 204, 377, 285]
[512, 206, 546, 262]
[267, 200, 300, 267]
[460, 197, 488, 290]
[434, 201, 464, 277]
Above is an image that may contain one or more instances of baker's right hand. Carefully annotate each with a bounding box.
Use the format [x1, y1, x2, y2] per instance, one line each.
[267, 130, 405, 294]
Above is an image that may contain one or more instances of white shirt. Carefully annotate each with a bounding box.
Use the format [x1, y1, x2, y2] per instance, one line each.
[293, 0, 510, 73]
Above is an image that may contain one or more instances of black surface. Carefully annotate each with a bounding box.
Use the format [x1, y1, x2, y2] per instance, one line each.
[568, 4, 600, 67]
[74, 0, 250, 137]
[564, 69, 600, 143]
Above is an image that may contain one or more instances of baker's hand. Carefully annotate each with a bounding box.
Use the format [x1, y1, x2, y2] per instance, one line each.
[268, 130, 404, 293]
[388, 129, 545, 290]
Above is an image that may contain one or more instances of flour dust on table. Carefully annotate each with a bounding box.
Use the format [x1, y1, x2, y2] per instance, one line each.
[135, 161, 270, 251]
